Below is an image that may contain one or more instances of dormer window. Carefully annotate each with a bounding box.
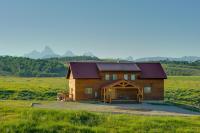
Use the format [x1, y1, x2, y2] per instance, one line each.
[131, 74, 136, 80]
[112, 74, 117, 80]
[105, 74, 110, 80]
[124, 74, 128, 80]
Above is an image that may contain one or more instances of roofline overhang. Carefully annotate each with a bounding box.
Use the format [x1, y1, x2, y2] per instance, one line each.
[98, 70, 141, 72]
[139, 77, 167, 79]
[66, 64, 71, 79]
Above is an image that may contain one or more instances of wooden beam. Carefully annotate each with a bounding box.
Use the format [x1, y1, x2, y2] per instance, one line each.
[112, 87, 139, 89]
[101, 89, 103, 100]
[109, 88, 112, 103]
[103, 88, 106, 103]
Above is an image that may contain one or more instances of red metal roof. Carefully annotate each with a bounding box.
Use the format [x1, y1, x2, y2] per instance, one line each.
[96, 63, 141, 71]
[67, 62, 167, 79]
[136, 63, 167, 79]
[69, 62, 100, 79]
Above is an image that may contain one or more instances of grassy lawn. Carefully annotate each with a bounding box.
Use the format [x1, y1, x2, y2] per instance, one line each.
[0, 76, 200, 108]
[1, 100, 200, 133]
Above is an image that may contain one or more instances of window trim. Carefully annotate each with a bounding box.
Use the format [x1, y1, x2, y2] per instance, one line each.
[131, 74, 136, 80]
[112, 74, 117, 80]
[105, 74, 110, 80]
[124, 74, 129, 80]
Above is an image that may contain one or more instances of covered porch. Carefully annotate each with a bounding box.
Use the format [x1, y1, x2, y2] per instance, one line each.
[101, 80, 143, 103]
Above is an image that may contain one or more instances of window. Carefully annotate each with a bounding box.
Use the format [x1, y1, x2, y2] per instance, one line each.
[124, 74, 128, 80]
[85, 88, 93, 94]
[112, 74, 117, 80]
[94, 91, 98, 98]
[131, 74, 136, 80]
[144, 86, 151, 94]
[105, 74, 110, 80]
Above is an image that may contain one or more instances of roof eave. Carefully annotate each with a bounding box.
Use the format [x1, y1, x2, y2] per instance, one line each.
[140, 77, 167, 79]
[66, 65, 71, 79]
[98, 70, 141, 72]
[73, 77, 101, 79]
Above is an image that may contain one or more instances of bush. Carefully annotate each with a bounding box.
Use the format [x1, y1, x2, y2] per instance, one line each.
[0, 89, 58, 100]
[0, 90, 15, 99]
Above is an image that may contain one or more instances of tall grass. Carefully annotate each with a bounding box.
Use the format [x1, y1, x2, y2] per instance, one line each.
[165, 76, 200, 109]
[1, 102, 200, 133]
[0, 76, 67, 100]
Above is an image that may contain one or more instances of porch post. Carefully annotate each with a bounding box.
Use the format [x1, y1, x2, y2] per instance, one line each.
[101, 89, 103, 101]
[103, 88, 106, 103]
[109, 88, 112, 103]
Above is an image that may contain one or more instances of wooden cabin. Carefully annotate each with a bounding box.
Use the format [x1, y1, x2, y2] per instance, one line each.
[66, 62, 167, 103]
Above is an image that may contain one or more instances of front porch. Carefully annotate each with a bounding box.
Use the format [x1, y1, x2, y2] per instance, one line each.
[101, 80, 143, 103]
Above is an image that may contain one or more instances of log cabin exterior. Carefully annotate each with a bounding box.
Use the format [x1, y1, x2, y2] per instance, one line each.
[66, 62, 167, 103]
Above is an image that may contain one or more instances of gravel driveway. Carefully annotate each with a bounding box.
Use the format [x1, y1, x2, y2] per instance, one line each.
[33, 101, 200, 116]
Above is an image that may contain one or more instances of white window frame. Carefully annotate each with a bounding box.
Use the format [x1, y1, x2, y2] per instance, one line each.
[105, 74, 110, 80]
[144, 86, 151, 94]
[85, 88, 93, 94]
[131, 74, 136, 80]
[94, 91, 98, 98]
[124, 74, 128, 80]
[112, 74, 117, 80]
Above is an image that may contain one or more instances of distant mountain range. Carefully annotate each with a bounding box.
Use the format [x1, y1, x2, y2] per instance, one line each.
[24, 46, 96, 59]
[24, 46, 200, 62]
[134, 56, 200, 62]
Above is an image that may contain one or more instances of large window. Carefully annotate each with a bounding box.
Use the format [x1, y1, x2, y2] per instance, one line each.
[124, 74, 128, 80]
[131, 74, 136, 80]
[144, 86, 151, 94]
[112, 74, 117, 80]
[105, 74, 110, 80]
[85, 88, 93, 94]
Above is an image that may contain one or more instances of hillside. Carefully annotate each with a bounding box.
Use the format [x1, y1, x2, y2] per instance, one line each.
[135, 56, 200, 62]
[0, 56, 200, 77]
[161, 60, 200, 76]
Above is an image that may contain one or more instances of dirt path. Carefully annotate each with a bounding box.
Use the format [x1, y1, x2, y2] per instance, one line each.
[33, 101, 200, 116]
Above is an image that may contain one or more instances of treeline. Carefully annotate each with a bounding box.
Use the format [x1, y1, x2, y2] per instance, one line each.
[0, 56, 100, 77]
[0, 56, 200, 77]
[0, 56, 66, 77]
[46, 56, 100, 62]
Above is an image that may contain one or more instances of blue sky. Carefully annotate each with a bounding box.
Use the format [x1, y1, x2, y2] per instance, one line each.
[0, 0, 200, 58]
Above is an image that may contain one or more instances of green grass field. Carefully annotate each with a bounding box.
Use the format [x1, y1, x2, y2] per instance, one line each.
[164, 76, 200, 109]
[1, 101, 200, 133]
[0, 76, 67, 100]
[0, 76, 67, 91]
[0, 76, 200, 132]
[165, 76, 200, 89]
[0, 76, 200, 107]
